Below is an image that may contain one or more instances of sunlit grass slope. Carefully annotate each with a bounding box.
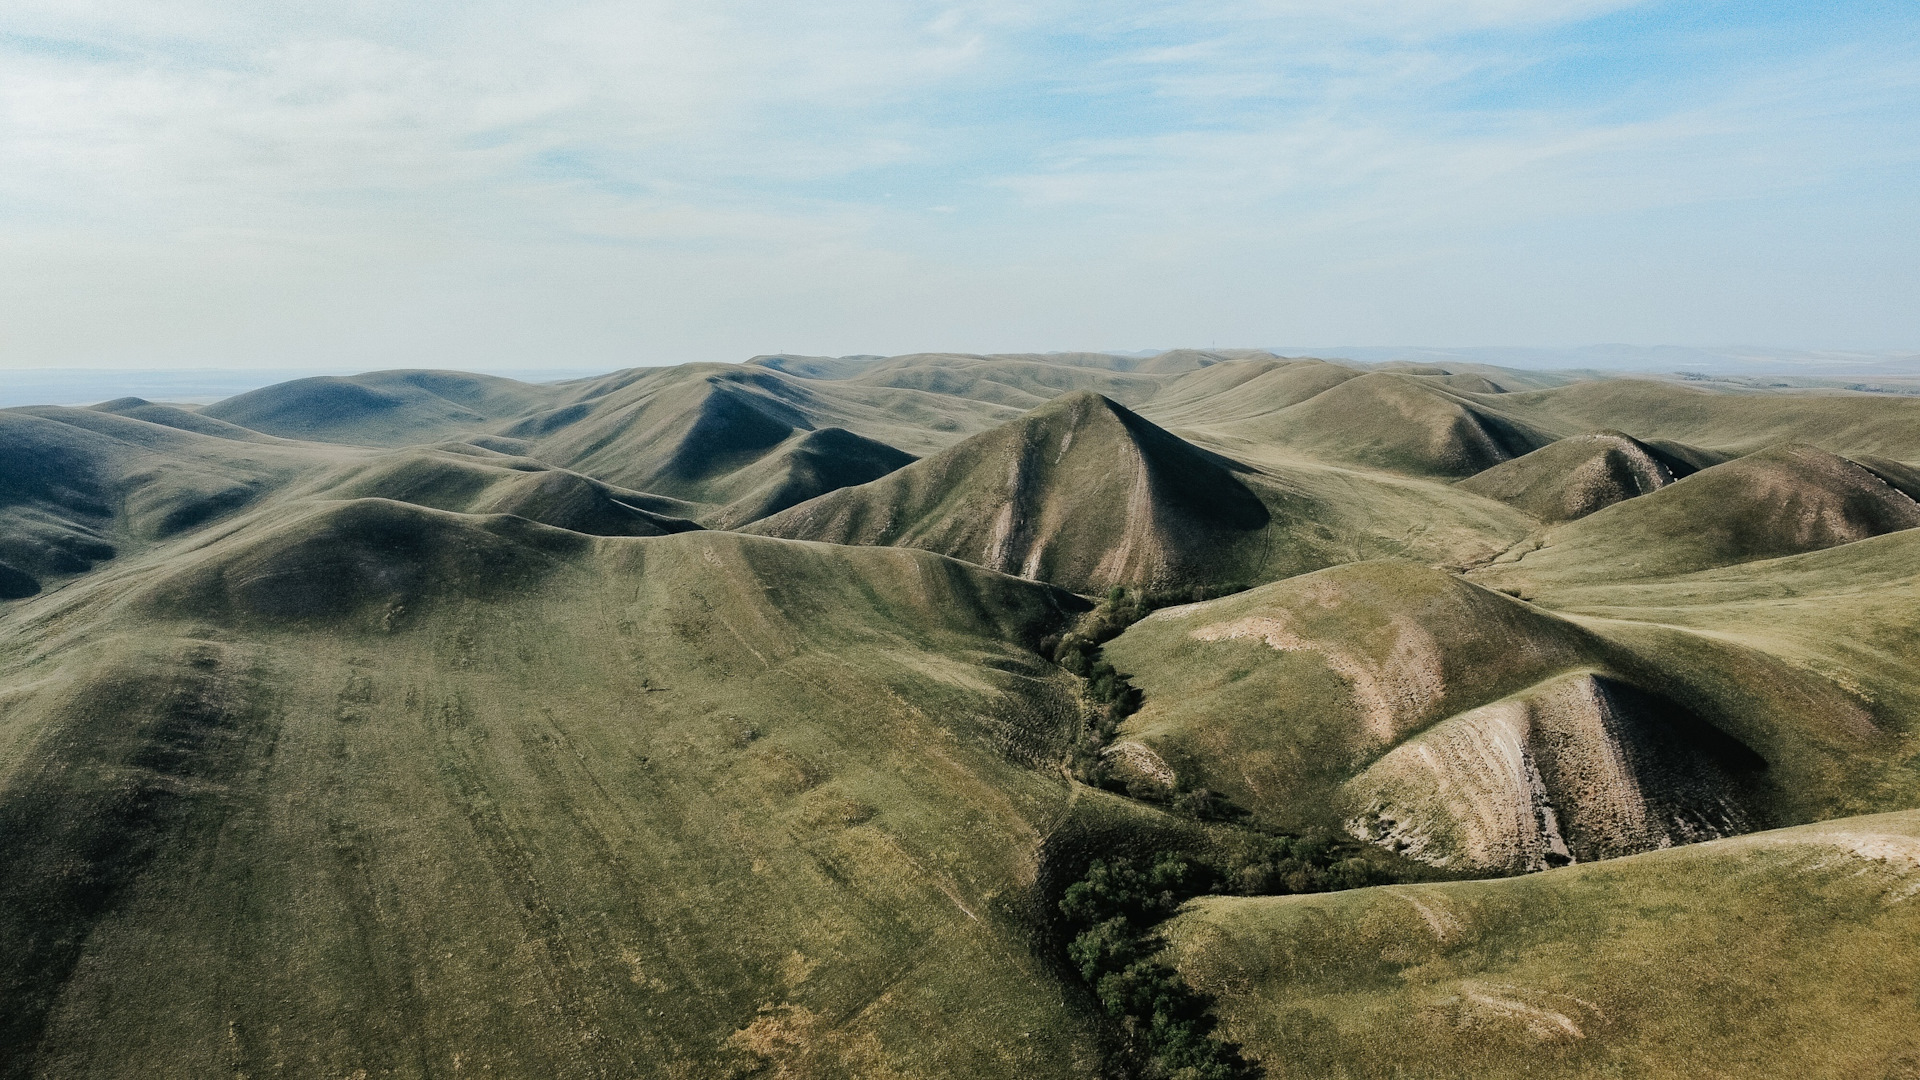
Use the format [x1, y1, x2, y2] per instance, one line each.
[1475, 443, 1920, 585]
[1171, 372, 1561, 479]
[1162, 809, 1920, 1080]
[748, 390, 1535, 592]
[746, 391, 1277, 592]
[200, 370, 562, 446]
[0, 507, 1106, 1078]
[1482, 377, 1920, 459]
[1456, 430, 1701, 523]
[1102, 555, 1915, 865]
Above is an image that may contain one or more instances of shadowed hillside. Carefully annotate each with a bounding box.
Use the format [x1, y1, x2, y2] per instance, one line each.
[90, 398, 279, 442]
[0, 406, 338, 597]
[705, 427, 915, 529]
[1345, 670, 1766, 872]
[1099, 562, 1611, 830]
[747, 390, 1274, 592]
[500, 365, 1012, 514]
[1101, 553, 1907, 861]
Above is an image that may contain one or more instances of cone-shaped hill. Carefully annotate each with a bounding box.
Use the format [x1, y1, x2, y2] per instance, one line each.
[1476, 443, 1920, 586]
[745, 390, 1272, 592]
[1458, 430, 1709, 522]
[509, 367, 816, 496]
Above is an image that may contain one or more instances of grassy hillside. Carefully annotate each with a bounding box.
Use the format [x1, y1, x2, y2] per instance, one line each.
[7, 352, 1920, 1077]
[747, 391, 1277, 592]
[1456, 431, 1699, 522]
[1163, 810, 1920, 1079]
[704, 427, 916, 530]
[1485, 377, 1920, 459]
[500, 365, 1012, 513]
[1139, 359, 1359, 430]
[0, 406, 348, 597]
[1184, 372, 1561, 479]
[1103, 549, 1918, 860]
[202, 370, 561, 446]
[308, 447, 703, 536]
[1099, 562, 1610, 832]
[1475, 443, 1920, 585]
[0, 513, 1110, 1078]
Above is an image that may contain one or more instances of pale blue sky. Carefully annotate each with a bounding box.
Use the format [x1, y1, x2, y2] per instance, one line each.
[1, 1, 1916, 370]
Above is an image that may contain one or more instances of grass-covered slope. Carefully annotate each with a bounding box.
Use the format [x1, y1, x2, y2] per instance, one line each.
[202, 370, 560, 446]
[705, 427, 916, 529]
[1188, 372, 1561, 478]
[747, 391, 1274, 592]
[89, 398, 278, 442]
[1139, 359, 1360, 430]
[833, 353, 1167, 408]
[1487, 377, 1920, 460]
[1100, 551, 1913, 866]
[309, 447, 702, 536]
[1163, 810, 1920, 1080]
[1098, 562, 1609, 832]
[1475, 443, 1920, 586]
[0, 510, 1106, 1078]
[0, 407, 339, 597]
[1457, 431, 1700, 522]
[503, 364, 1001, 510]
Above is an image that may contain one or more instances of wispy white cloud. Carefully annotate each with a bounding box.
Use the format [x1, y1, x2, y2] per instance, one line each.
[0, 0, 1915, 367]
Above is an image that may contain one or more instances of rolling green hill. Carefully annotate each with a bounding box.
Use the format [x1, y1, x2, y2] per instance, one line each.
[201, 370, 561, 446]
[1456, 431, 1704, 523]
[1178, 372, 1562, 478]
[4, 351, 1920, 1078]
[1474, 443, 1920, 585]
[0, 514, 1105, 1077]
[1163, 810, 1920, 1080]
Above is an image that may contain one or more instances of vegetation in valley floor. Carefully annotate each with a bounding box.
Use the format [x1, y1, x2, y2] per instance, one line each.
[1056, 839, 1391, 1080]
[1042, 584, 1397, 1078]
[1044, 585, 1247, 814]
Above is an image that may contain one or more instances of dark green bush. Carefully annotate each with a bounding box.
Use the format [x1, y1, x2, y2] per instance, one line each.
[1055, 840, 1393, 1078]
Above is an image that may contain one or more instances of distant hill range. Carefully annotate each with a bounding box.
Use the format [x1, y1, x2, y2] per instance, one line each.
[3, 348, 1920, 1078]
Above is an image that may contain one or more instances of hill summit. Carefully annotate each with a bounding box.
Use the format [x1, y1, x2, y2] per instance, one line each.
[749, 390, 1270, 591]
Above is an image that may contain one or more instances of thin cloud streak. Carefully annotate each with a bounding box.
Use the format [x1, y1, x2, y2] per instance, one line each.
[0, 0, 1915, 367]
